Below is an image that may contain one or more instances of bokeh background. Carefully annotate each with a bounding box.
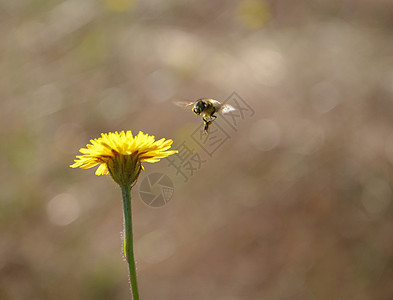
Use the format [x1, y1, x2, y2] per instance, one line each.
[1, 0, 393, 299]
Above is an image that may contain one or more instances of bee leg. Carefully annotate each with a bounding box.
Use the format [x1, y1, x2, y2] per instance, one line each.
[202, 117, 208, 134]
[204, 122, 209, 135]
[203, 117, 213, 135]
[204, 115, 216, 123]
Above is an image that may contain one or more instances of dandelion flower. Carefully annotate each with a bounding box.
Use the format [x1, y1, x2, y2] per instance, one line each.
[70, 130, 177, 300]
[70, 130, 177, 186]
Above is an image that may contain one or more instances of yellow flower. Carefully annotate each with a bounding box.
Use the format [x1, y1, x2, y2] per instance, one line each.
[70, 130, 177, 186]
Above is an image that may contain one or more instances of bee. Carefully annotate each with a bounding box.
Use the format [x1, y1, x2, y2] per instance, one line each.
[174, 98, 236, 134]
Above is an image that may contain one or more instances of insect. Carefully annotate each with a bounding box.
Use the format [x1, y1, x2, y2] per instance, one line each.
[174, 98, 236, 134]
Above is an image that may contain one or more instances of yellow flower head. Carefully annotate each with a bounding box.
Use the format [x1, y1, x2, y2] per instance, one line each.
[70, 131, 177, 186]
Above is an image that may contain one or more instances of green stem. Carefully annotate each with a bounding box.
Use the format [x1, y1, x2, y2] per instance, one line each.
[121, 185, 139, 300]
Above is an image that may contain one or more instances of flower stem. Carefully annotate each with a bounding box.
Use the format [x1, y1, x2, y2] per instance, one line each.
[121, 185, 139, 300]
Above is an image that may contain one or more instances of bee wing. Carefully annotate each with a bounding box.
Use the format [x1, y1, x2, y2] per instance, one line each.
[220, 104, 236, 114]
[172, 99, 194, 110]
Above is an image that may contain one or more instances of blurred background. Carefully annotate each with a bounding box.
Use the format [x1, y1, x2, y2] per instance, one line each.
[1, 0, 393, 299]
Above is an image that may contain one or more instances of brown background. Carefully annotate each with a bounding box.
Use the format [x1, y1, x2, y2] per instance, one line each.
[1, 0, 393, 299]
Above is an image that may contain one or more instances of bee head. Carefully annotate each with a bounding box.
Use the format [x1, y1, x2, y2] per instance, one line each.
[193, 100, 205, 115]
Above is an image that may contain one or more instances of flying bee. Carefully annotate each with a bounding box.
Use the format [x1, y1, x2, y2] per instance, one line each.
[174, 98, 236, 134]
